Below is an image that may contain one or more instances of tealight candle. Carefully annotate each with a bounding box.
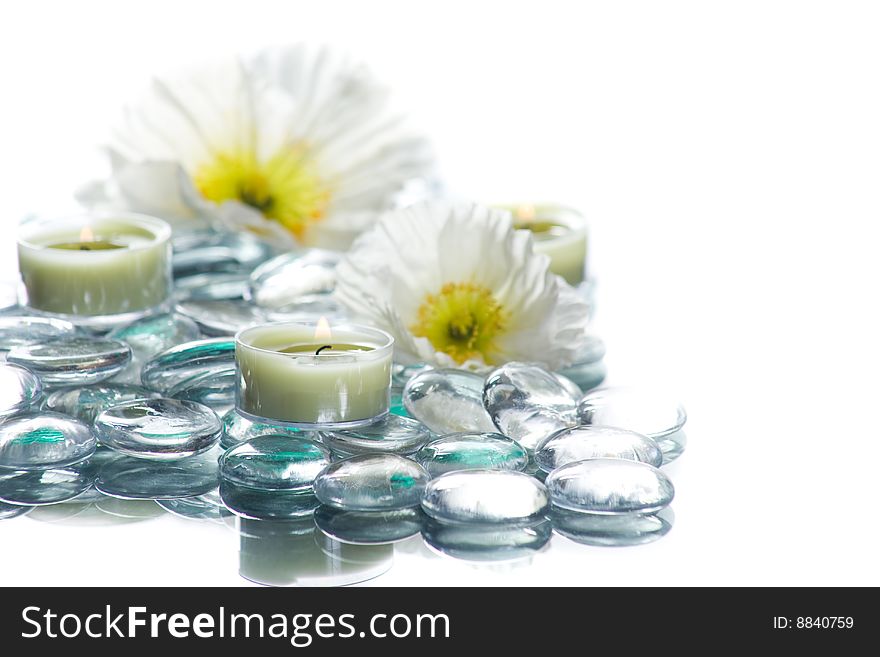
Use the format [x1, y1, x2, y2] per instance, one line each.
[235, 319, 393, 428]
[499, 203, 588, 286]
[17, 212, 172, 323]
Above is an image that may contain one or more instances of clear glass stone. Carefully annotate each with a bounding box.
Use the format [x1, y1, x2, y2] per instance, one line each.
[314, 506, 425, 545]
[0, 461, 96, 505]
[174, 272, 251, 301]
[535, 426, 663, 471]
[416, 432, 529, 477]
[172, 230, 275, 278]
[577, 387, 687, 463]
[556, 335, 607, 391]
[403, 369, 496, 434]
[166, 368, 236, 415]
[422, 518, 551, 563]
[7, 337, 131, 385]
[319, 415, 432, 457]
[0, 501, 32, 520]
[0, 315, 77, 351]
[552, 372, 583, 400]
[140, 338, 235, 393]
[483, 362, 579, 451]
[95, 447, 221, 499]
[421, 470, 550, 523]
[249, 250, 340, 308]
[0, 363, 42, 420]
[314, 454, 429, 511]
[157, 490, 229, 521]
[43, 384, 160, 424]
[550, 506, 674, 546]
[0, 412, 96, 470]
[220, 435, 330, 491]
[392, 362, 433, 389]
[108, 313, 200, 383]
[220, 410, 305, 449]
[94, 397, 220, 459]
[546, 458, 675, 514]
[175, 300, 266, 336]
[220, 482, 320, 520]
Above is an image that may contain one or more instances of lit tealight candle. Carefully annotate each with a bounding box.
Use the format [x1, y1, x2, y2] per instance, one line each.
[235, 319, 394, 428]
[499, 203, 588, 286]
[17, 213, 172, 323]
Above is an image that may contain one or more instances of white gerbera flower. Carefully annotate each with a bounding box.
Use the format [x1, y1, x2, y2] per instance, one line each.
[335, 202, 589, 371]
[78, 45, 434, 250]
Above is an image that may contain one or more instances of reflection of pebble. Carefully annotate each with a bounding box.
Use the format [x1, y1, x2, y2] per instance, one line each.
[0, 500, 32, 520]
[550, 506, 675, 547]
[220, 481, 320, 520]
[422, 518, 552, 563]
[0, 463, 95, 505]
[95, 447, 221, 500]
[314, 505, 425, 545]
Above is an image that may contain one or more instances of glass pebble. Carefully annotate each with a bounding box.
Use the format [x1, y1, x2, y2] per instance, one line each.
[174, 272, 250, 301]
[0, 461, 95, 505]
[314, 506, 425, 545]
[140, 338, 234, 393]
[552, 372, 583, 400]
[557, 335, 607, 391]
[577, 387, 687, 463]
[249, 250, 340, 308]
[0, 412, 95, 470]
[421, 470, 549, 524]
[95, 447, 221, 499]
[314, 454, 429, 511]
[0, 315, 77, 351]
[535, 426, 663, 471]
[220, 410, 304, 449]
[172, 230, 274, 278]
[546, 458, 675, 514]
[220, 482, 320, 520]
[422, 518, 552, 563]
[175, 300, 266, 336]
[0, 363, 42, 420]
[7, 337, 131, 385]
[108, 313, 200, 383]
[157, 490, 228, 521]
[94, 398, 220, 459]
[166, 368, 236, 415]
[483, 362, 579, 451]
[416, 432, 528, 477]
[220, 435, 330, 491]
[550, 506, 674, 547]
[392, 362, 433, 389]
[43, 384, 160, 424]
[403, 369, 495, 434]
[319, 415, 432, 457]
[0, 500, 32, 520]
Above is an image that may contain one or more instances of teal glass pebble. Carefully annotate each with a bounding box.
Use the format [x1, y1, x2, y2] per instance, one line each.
[0, 461, 95, 505]
[43, 384, 160, 424]
[0, 501, 32, 520]
[95, 447, 221, 499]
[175, 300, 266, 337]
[0, 315, 77, 351]
[249, 249, 339, 308]
[94, 398, 220, 459]
[389, 390, 411, 418]
[220, 435, 330, 491]
[174, 272, 250, 301]
[535, 426, 663, 471]
[220, 409, 303, 449]
[0, 363, 42, 420]
[108, 313, 200, 383]
[7, 337, 131, 385]
[0, 412, 96, 470]
[314, 454, 430, 511]
[546, 458, 675, 514]
[422, 518, 552, 563]
[421, 470, 550, 524]
[557, 335, 607, 391]
[314, 506, 425, 545]
[140, 338, 235, 393]
[166, 368, 236, 415]
[483, 361, 579, 452]
[416, 432, 529, 477]
[220, 482, 320, 520]
[318, 415, 432, 457]
[403, 369, 496, 434]
[550, 506, 674, 547]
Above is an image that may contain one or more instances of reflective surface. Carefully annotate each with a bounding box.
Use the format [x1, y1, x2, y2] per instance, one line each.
[403, 369, 496, 434]
[0, 412, 96, 470]
[0, 363, 42, 420]
[416, 432, 528, 477]
[7, 337, 132, 385]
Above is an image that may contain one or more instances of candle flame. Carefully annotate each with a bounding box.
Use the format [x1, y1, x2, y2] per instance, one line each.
[314, 316, 332, 342]
[79, 225, 95, 242]
[515, 205, 536, 222]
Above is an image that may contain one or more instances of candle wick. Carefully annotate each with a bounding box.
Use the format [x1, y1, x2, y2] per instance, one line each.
[315, 345, 332, 355]
[79, 245, 90, 251]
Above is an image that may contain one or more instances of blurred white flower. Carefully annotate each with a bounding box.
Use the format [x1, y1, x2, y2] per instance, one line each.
[79, 45, 434, 249]
[335, 201, 589, 371]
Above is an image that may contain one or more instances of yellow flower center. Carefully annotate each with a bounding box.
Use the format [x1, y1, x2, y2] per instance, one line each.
[193, 146, 330, 239]
[411, 282, 507, 365]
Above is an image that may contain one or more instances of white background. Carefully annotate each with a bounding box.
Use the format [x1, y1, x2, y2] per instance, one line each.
[1, 0, 879, 586]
